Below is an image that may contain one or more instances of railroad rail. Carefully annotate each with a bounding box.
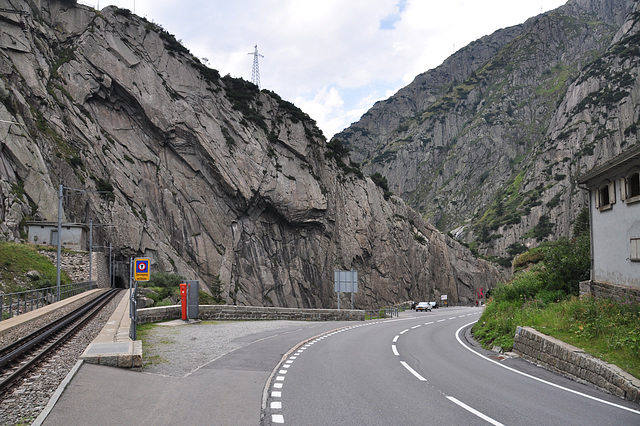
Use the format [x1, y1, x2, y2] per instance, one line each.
[0, 288, 120, 394]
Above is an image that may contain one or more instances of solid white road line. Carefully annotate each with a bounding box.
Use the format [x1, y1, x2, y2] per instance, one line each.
[447, 396, 505, 426]
[455, 321, 640, 415]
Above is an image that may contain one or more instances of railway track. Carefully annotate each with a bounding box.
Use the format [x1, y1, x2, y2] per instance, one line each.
[0, 288, 120, 395]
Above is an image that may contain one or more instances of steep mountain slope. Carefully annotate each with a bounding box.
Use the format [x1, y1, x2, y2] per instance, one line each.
[335, 0, 639, 264]
[0, 0, 502, 308]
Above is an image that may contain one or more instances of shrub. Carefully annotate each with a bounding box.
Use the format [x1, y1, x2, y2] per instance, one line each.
[490, 269, 544, 303]
[143, 272, 185, 305]
[512, 247, 544, 272]
[539, 234, 590, 296]
[370, 172, 393, 199]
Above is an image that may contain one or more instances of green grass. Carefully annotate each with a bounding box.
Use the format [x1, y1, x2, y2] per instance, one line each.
[0, 242, 71, 293]
[473, 296, 640, 379]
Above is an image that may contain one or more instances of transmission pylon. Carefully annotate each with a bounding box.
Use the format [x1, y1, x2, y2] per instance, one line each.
[248, 45, 264, 88]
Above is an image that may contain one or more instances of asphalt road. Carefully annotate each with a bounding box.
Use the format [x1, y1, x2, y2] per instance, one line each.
[42, 320, 354, 426]
[264, 306, 640, 425]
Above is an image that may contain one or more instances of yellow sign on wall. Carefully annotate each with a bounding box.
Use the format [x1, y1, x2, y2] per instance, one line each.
[134, 258, 150, 281]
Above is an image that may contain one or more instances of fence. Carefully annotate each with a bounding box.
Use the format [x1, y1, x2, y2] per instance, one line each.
[0, 281, 96, 321]
[366, 306, 405, 319]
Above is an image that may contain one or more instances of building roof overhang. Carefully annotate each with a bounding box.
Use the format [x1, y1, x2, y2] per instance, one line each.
[577, 143, 640, 187]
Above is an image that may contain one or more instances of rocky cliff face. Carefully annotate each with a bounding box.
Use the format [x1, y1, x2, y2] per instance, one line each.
[335, 0, 639, 265]
[0, 0, 502, 308]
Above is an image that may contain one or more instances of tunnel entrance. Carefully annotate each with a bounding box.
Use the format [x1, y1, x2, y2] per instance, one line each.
[114, 275, 127, 289]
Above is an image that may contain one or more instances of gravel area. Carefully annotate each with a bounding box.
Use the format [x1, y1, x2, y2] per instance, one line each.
[140, 320, 324, 378]
[0, 294, 121, 426]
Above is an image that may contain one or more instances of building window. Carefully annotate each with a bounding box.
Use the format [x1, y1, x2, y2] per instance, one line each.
[631, 237, 640, 262]
[623, 172, 640, 203]
[595, 180, 615, 211]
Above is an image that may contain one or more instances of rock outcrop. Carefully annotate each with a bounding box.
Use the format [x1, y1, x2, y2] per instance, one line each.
[335, 0, 639, 264]
[0, 0, 502, 308]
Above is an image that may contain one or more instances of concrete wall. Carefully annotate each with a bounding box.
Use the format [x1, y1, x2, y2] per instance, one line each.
[93, 251, 110, 288]
[513, 326, 640, 404]
[138, 305, 365, 324]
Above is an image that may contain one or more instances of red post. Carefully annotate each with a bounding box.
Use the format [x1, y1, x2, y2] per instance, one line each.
[180, 283, 187, 320]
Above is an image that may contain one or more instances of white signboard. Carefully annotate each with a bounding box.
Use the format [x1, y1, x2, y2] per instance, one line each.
[441, 294, 448, 301]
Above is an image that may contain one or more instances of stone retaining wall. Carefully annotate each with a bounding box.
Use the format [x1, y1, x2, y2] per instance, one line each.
[579, 280, 640, 303]
[137, 305, 365, 324]
[513, 326, 640, 404]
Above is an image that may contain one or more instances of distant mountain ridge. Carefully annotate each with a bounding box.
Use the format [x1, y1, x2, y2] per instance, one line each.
[335, 0, 639, 264]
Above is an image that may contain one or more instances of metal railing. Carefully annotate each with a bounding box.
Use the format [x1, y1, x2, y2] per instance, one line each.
[0, 281, 96, 321]
[366, 306, 402, 319]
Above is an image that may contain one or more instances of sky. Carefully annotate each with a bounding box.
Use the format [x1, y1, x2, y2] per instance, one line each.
[80, 1, 568, 139]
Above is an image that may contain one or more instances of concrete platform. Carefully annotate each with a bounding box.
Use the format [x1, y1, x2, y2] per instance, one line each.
[0, 289, 105, 339]
[80, 290, 142, 368]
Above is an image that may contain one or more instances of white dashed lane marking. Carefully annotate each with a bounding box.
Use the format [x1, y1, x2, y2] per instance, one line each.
[270, 313, 483, 424]
[392, 310, 484, 385]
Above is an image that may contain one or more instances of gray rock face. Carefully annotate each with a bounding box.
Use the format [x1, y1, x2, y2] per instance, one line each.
[335, 0, 639, 262]
[0, 1, 502, 308]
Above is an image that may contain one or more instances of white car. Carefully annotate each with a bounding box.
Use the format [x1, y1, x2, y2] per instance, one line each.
[415, 302, 431, 312]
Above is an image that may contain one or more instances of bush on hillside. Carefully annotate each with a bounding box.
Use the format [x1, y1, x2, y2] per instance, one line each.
[538, 233, 590, 297]
[143, 272, 185, 305]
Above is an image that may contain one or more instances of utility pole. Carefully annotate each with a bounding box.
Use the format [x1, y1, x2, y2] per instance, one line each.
[248, 45, 264, 88]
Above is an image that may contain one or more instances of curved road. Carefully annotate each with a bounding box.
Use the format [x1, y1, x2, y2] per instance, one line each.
[263, 307, 640, 425]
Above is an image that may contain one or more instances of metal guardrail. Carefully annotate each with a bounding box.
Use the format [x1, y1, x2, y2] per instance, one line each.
[366, 306, 405, 319]
[0, 281, 96, 321]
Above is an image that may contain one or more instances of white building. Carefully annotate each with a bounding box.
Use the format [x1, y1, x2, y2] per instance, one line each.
[577, 143, 640, 299]
[26, 221, 87, 251]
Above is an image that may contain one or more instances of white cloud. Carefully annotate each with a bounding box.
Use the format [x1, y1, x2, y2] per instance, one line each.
[90, 0, 567, 138]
